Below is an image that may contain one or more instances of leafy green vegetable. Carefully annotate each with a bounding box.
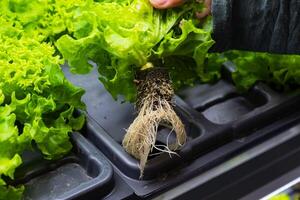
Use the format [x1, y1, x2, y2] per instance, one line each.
[0, 0, 87, 42]
[0, 0, 222, 198]
[1, 0, 218, 101]
[224, 51, 300, 91]
[0, 185, 24, 200]
[0, 7, 85, 199]
[55, 0, 216, 101]
[2, 0, 300, 199]
[269, 193, 290, 200]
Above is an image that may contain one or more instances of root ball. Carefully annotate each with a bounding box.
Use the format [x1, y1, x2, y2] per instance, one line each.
[122, 68, 187, 177]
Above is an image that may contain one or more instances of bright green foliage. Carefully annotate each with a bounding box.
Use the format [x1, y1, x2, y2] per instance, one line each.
[1, 0, 218, 102]
[2, 1, 300, 199]
[224, 51, 300, 91]
[0, 0, 87, 42]
[0, 185, 24, 200]
[0, 0, 230, 196]
[0, 3, 85, 199]
[55, 0, 216, 101]
[0, 0, 216, 197]
[269, 193, 290, 200]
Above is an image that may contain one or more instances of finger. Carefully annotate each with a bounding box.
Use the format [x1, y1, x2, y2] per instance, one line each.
[150, 0, 185, 9]
[205, 0, 212, 9]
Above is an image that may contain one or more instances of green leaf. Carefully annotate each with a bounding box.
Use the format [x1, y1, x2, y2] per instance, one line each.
[0, 3, 86, 197]
[224, 51, 300, 90]
[0, 185, 24, 200]
[56, 0, 214, 101]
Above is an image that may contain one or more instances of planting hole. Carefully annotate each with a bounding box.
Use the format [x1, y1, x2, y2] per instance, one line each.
[201, 91, 267, 124]
[23, 163, 92, 200]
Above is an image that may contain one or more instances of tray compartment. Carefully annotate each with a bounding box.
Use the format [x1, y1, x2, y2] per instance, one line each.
[12, 133, 114, 200]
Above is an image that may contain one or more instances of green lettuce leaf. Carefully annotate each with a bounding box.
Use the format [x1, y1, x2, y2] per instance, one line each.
[0, 7, 85, 198]
[0, 185, 24, 200]
[153, 18, 222, 89]
[56, 0, 214, 101]
[224, 51, 300, 91]
[0, 0, 217, 198]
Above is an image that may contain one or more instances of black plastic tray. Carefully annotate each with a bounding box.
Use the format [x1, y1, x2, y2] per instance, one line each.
[155, 116, 300, 200]
[11, 133, 115, 200]
[63, 62, 300, 198]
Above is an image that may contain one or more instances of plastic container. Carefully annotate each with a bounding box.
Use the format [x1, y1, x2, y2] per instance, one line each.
[12, 133, 114, 200]
[63, 62, 300, 198]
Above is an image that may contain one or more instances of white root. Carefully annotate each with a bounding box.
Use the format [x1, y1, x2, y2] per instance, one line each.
[122, 95, 186, 178]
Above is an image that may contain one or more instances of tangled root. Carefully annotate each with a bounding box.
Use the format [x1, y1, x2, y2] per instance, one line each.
[122, 68, 187, 178]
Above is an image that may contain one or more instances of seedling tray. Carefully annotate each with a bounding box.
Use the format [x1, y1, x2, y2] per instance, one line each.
[11, 133, 115, 200]
[63, 62, 300, 198]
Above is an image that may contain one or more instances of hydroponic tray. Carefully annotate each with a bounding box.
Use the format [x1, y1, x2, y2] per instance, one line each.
[10, 62, 300, 200]
[10, 133, 133, 200]
[62, 62, 300, 199]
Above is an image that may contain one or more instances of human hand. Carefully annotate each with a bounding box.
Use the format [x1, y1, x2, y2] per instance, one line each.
[150, 0, 212, 19]
[150, 0, 184, 9]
